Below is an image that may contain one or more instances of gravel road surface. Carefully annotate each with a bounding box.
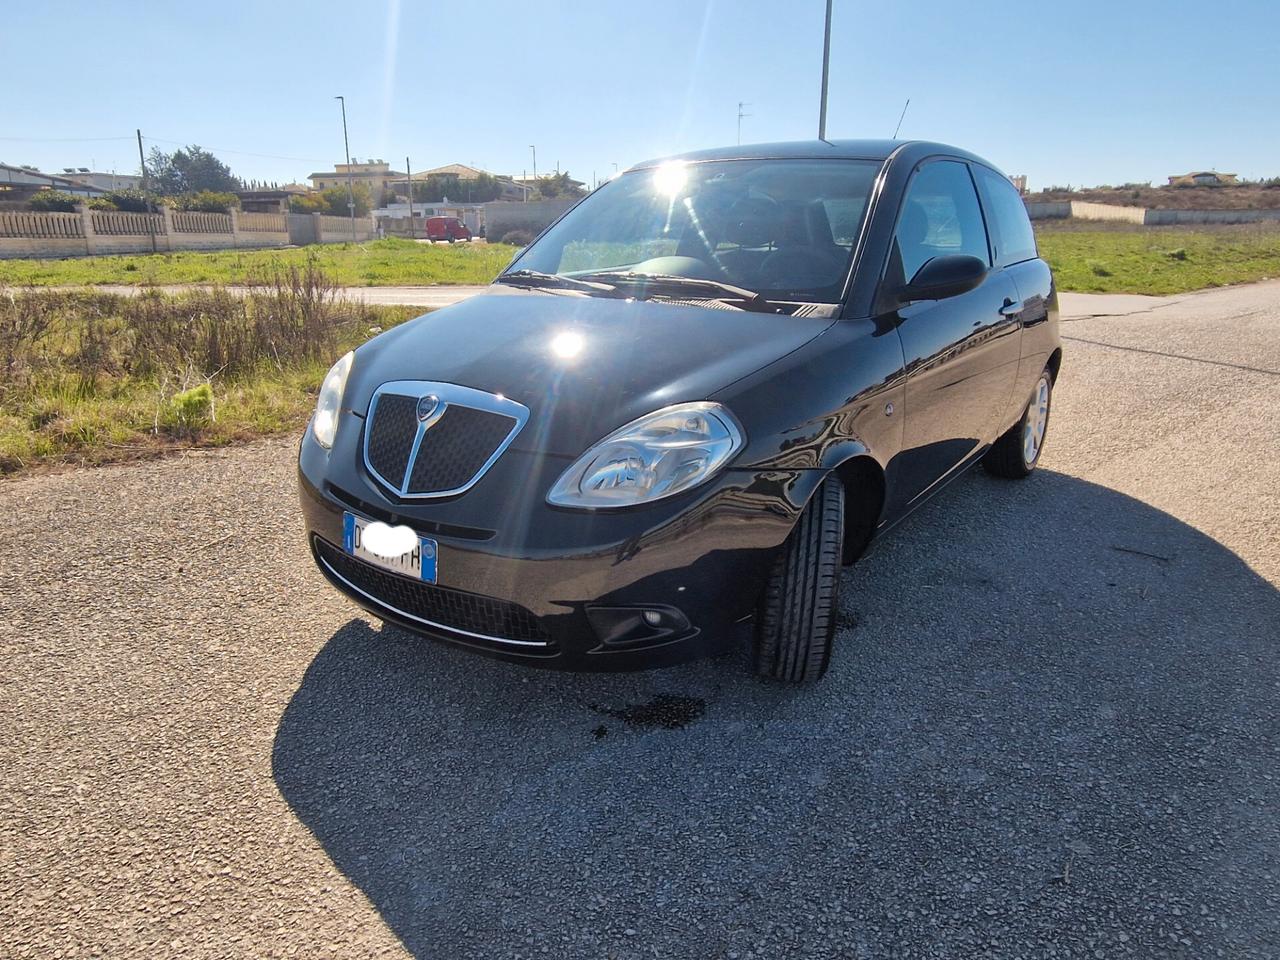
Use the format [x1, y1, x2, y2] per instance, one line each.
[3, 282, 1278, 958]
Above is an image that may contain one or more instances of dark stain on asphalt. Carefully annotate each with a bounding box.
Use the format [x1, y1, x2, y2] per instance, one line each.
[590, 695, 707, 730]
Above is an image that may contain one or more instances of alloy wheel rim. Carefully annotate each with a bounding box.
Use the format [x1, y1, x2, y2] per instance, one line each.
[1022, 377, 1050, 465]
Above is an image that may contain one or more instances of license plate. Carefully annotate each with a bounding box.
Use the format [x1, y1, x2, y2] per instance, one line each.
[342, 512, 437, 583]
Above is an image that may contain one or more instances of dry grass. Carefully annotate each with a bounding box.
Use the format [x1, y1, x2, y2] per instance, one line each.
[0, 265, 421, 474]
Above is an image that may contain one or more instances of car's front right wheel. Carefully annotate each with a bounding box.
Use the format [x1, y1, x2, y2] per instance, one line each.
[753, 476, 845, 683]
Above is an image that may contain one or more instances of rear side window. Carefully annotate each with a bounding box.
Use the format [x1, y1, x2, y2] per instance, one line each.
[974, 165, 1038, 265]
[892, 160, 990, 283]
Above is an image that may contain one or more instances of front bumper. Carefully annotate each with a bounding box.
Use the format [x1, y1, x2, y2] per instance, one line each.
[298, 420, 819, 670]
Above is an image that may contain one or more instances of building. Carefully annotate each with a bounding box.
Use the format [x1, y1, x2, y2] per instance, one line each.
[236, 184, 310, 213]
[1167, 171, 1238, 187]
[0, 162, 105, 202]
[373, 200, 486, 235]
[60, 169, 143, 193]
[307, 159, 405, 201]
[1009, 174, 1028, 195]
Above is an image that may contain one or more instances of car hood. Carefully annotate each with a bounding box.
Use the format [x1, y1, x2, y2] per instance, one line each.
[344, 285, 836, 457]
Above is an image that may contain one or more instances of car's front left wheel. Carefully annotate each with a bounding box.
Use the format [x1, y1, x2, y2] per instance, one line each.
[753, 476, 845, 683]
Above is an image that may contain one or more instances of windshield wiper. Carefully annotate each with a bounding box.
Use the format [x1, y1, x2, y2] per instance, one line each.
[495, 269, 617, 293]
[574, 271, 776, 312]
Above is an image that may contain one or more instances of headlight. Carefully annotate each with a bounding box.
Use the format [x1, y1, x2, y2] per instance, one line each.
[311, 351, 354, 449]
[547, 402, 743, 508]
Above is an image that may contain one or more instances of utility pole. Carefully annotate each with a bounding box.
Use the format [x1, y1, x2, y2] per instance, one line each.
[335, 95, 357, 241]
[737, 101, 752, 145]
[818, 0, 833, 140]
[405, 155, 415, 240]
[529, 145, 537, 193]
[136, 129, 156, 253]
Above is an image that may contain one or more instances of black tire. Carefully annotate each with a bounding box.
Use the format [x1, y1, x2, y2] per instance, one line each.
[753, 476, 845, 683]
[983, 368, 1053, 479]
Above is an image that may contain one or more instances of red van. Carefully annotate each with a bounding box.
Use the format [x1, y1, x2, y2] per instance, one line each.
[425, 216, 472, 242]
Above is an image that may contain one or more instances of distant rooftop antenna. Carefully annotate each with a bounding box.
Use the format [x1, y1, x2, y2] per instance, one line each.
[737, 101, 752, 145]
[892, 98, 911, 139]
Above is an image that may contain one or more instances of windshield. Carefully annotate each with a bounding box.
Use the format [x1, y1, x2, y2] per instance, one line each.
[505, 158, 883, 305]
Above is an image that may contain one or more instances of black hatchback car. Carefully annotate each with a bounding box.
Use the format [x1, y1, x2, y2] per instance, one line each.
[298, 140, 1060, 682]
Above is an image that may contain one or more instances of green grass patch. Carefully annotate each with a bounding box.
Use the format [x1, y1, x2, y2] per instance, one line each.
[0, 272, 421, 474]
[0, 237, 518, 288]
[1036, 225, 1280, 294]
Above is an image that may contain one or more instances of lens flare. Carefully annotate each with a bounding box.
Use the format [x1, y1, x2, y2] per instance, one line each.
[550, 330, 585, 359]
[652, 161, 688, 197]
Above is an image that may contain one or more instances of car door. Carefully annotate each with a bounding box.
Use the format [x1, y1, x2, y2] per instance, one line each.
[972, 163, 1058, 422]
[880, 158, 1023, 513]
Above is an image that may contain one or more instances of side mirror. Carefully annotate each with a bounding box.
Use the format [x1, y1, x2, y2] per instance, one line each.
[900, 254, 987, 303]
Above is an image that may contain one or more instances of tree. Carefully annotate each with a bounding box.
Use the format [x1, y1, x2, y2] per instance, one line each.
[411, 172, 505, 204]
[531, 171, 585, 201]
[146, 145, 241, 196]
[290, 184, 371, 217]
[174, 190, 240, 213]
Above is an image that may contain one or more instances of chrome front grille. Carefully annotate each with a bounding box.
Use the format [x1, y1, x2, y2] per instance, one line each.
[363, 381, 529, 499]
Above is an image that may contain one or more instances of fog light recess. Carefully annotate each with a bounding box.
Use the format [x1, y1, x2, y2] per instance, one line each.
[585, 605, 692, 650]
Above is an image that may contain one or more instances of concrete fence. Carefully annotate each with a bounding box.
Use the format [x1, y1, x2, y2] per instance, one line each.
[172, 211, 232, 234]
[0, 210, 84, 238]
[239, 212, 288, 233]
[318, 214, 375, 243]
[1142, 208, 1280, 225]
[482, 199, 576, 243]
[1024, 201, 1071, 220]
[1024, 198, 1280, 227]
[0, 205, 346, 259]
[90, 210, 165, 236]
[1068, 201, 1148, 224]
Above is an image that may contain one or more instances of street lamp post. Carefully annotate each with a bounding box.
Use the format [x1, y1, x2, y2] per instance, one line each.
[529, 145, 537, 195]
[335, 95, 357, 241]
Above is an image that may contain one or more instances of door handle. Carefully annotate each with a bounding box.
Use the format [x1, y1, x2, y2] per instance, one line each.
[999, 298, 1023, 317]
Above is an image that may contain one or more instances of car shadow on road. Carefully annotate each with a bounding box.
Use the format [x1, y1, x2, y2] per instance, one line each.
[272, 470, 1280, 958]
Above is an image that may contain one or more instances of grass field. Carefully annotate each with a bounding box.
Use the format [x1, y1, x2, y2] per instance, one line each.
[1034, 223, 1280, 294]
[2, 227, 1277, 296]
[0, 271, 420, 473]
[0, 238, 518, 288]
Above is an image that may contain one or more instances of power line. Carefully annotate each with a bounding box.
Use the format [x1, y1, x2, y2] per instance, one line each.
[0, 135, 133, 143]
[144, 135, 326, 164]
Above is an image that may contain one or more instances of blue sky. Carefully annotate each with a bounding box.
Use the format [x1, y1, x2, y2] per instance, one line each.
[2, 0, 1277, 190]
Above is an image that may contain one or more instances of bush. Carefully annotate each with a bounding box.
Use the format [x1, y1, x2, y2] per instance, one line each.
[96, 189, 156, 213]
[168, 383, 213, 429]
[498, 229, 534, 246]
[175, 190, 239, 213]
[27, 191, 81, 213]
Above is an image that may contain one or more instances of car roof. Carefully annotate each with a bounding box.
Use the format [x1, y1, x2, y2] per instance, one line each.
[629, 139, 999, 174]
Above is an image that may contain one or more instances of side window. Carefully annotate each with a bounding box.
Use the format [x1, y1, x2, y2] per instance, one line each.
[892, 160, 990, 283]
[975, 166, 1038, 266]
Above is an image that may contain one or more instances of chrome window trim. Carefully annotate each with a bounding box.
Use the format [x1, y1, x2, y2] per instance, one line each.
[362, 380, 530, 499]
[317, 554, 551, 648]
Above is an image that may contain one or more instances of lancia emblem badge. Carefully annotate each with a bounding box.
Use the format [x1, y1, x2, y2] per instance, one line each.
[416, 394, 440, 422]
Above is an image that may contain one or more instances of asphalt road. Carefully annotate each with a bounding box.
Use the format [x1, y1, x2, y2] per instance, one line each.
[3, 282, 1278, 958]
